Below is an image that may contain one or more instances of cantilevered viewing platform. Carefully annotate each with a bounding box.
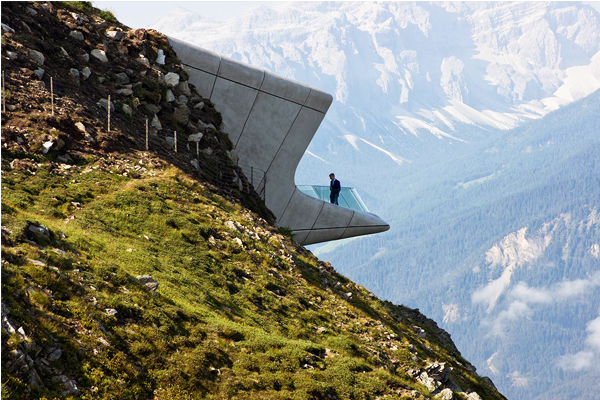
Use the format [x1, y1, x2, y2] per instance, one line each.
[168, 37, 390, 245]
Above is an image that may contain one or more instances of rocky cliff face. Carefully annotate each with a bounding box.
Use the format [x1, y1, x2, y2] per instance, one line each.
[1, 2, 504, 399]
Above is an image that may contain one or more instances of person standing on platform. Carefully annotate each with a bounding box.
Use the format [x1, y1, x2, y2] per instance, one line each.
[329, 173, 341, 205]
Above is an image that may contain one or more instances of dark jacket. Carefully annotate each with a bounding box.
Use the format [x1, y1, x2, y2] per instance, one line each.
[330, 179, 341, 194]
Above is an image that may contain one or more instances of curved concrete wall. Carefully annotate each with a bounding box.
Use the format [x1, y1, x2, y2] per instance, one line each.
[168, 37, 389, 245]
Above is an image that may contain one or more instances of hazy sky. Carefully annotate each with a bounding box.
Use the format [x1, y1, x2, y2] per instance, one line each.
[95, 1, 600, 30]
[93, 1, 288, 29]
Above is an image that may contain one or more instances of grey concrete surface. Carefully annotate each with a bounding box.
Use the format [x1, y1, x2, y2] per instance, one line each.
[168, 36, 390, 245]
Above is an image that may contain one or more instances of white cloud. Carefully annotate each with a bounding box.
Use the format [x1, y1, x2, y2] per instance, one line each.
[555, 279, 595, 299]
[585, 317, 600, 352]
[492, 300, 531, 335]
[556, 351, 594, 371]
[557, 316, 600, 371]
[483, 272, 600, 336]
[511, 282, 553, 304]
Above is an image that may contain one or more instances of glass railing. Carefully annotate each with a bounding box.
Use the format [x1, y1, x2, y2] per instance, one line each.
[297, 185, 369, 212]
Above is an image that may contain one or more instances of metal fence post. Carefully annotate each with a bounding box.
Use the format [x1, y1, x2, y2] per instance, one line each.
[107, 94, 111, 132]
[50, 76, 54, 116]
[145, 118, 149, 151]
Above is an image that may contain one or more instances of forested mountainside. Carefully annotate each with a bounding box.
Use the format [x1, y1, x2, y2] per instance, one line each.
[322, 91, 600, 400]
[0, 2, 505, 399]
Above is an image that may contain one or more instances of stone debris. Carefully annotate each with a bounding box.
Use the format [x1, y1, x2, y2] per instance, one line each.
[435, 388, 453, 400]
[165, 89, 175, 103]
[188, 132, 203, 142]
[69, 30, 84, 41]
[137, 54, 150, 68]
[28, 49, 45, 65]
[81, 66, 91, 80]
[136, 275, 159, 291]
[105, 30, 125, 40]
[164, 72, 180, 88]
[90, 49, 108, 63]
[2, 23, 15, 34]
[155, 49, 165, 65]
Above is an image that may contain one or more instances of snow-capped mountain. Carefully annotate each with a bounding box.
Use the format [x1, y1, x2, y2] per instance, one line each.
[153, 1, 600, 154]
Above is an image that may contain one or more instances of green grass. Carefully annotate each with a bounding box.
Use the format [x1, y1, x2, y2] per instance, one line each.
[0, 150, 505, 399]
[56, 1, 117, 22]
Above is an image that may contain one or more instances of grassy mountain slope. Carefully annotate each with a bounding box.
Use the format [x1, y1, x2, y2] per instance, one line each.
[1, 2, 505, 399]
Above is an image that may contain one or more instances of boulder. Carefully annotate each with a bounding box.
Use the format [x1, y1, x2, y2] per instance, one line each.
[42, 140, 54, 154]
[424, 362, 451, 382]
[417, 372, 438, 392]
[165, 89, 175, 103]
[26, 6, 38, 16]
[97, 98, 115, 112]
[28, 49, 45, 65]
[115, 72, 129, 85]
[75, 122, 95, 142]
[155, 49, 165, 65]
[105, 30, 124, 40]
[28, 224, 51, 239]
[116, 88, 133, 96]
[466, 393, 482, 400]
[136, 55, 150, 68]
[34, 68, 45, 80]
[81, 67, 91, 80]
[173, 105, 190, 125]
[151, 114, 162, 131]
[68, 68, 80, 86]
[79, 52, 90, 63]
[177, 95, 188, 105]
[164, 72, 180, 88]
[69, 30, 84, 41]
[188, 132, 204, 142]
[48, 349, 62, 362]
[165, 137, 175, 149]
[194, 101, 205, 110]
[60, 47, 69, 58]
[143, 103, 161, 114]
[91, 49, 108, 63]
[122, 104, 132, 116]
[176, 80, 192, 96]
[1, 23, 15, 34]
[435, 389, 453, 400]
[6, 51, 18, 60]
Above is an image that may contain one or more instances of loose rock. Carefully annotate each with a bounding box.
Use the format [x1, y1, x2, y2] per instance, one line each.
[188, 132, 204, 142]
[105, 30, 124, 40]
[164, 72, 180, 88]
[173, 105, 190, 125]
[136, 275, 159, 291]
[69, 30, 84, 41]
[34, 68, 45, 80]
[165, 89, 175, 103]
[91, 49, 108, 63]
[155, 49, 165, 65]
[28, 49, 45, 65]
[42, 141, 54, 154]
[176, 80, 192, 96]
[81, 67, 91, 80]
[122, 104, 133, 116]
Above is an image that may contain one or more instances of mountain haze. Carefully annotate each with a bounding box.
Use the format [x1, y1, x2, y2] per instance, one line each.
[153, 2, 600, 399]
[1, 2, 505, 399]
